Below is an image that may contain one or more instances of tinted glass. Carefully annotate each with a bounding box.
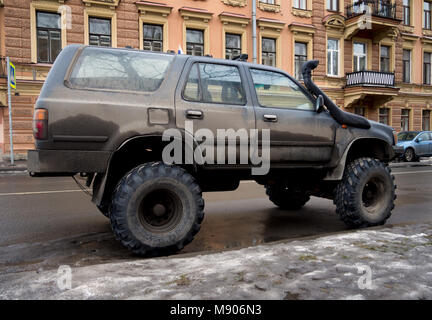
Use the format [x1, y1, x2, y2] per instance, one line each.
[184, 64, 201, 101]
[250, 69, 313, 110]
[69, 48, 173, 92]
[397, 132, 419, 141]
[199, 63, 245, 104]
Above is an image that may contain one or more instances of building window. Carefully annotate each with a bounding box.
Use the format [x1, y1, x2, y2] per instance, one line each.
[88, 17, 111, 47]
[295, 42, 308, 80]
[379, 108, 390, 125]
[401, 109, 410, 131]
[327, 0, 339, 12]
[262, 38, 276, 67]
[143, 24, 163, 52]
[354, 107, 366, 117]
[425, 1, 432, 30]
[293, 0, 307, 10]
[353, 42, 367, 72]
[403, 0, 411, 25]
[36, 11, 61, 63]
[225, 33, 242, 60]
[261, 0, 275, 3]
[186, 29, 204, 56]
[423, 110, 431, 131]
[380, 45, 391, 73]
[424, 52, 431, 85]
[327, 38, 339, 76]
[403, 49, 411, 83]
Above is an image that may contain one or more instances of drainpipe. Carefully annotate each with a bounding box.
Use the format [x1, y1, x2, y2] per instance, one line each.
[252, 0, 257, 64]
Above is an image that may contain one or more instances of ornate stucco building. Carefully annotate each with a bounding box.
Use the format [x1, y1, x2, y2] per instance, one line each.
[0, 0, 431, 155]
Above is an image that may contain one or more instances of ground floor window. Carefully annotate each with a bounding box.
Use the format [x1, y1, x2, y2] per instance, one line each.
[143, 24, 163, 52]
[423, 110, 431, 131]
[379, 108, 390, 125]
[89, 17, 111, 47]
[354, 107, 366, 117]
[295, 42, 308, 80]
[262, 37, 276, 67]
[401, 109, 410, 131]
[225, 33, 241, 60]
[186, 29, 204, 56]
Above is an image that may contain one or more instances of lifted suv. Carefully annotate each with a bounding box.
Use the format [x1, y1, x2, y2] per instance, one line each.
[29, 45, 401, 256]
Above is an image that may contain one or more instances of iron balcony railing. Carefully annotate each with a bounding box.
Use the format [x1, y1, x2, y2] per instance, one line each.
[346, 0, 397, 19]
[346, 71, 395, 87]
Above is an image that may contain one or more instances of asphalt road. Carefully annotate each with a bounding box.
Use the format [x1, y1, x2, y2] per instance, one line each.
[0, 165, 431, 273]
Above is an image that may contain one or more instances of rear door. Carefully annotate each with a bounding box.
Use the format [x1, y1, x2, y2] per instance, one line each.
[416, 132, 430, 156]
[175, 58, 255, 166]
[246, 67, 336, 164]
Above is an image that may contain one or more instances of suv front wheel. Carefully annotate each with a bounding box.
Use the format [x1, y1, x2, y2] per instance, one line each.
[334, 157, 395, 228]
[110, 162, 204, 256]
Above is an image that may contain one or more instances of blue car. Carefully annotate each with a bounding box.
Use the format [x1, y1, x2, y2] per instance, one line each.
[397, 131, 432, 162]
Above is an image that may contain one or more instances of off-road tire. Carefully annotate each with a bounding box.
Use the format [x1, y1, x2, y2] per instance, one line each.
[265, 185, 310, 210]
[334, 157, 396, 228]
[110, 162, 204, 256]
[403, 148, 416, 162]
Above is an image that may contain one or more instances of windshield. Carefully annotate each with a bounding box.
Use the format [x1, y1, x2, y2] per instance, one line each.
[397, 132, 419, 141]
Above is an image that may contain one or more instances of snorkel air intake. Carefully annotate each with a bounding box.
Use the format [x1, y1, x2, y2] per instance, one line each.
[302, 60, 371, 130]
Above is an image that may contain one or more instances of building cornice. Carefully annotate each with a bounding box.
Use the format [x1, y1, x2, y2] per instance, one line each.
[135, 1, 172, 16]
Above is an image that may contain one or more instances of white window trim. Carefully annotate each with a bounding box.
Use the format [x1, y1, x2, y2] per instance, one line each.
[327, 38, 340, 77]
[353, 42, 367, 72]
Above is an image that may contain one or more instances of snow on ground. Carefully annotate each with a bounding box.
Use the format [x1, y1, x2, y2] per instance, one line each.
[1, 223, 431, 300]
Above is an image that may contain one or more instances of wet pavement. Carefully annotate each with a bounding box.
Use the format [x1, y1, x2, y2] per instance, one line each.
[0, 165, 431, 274]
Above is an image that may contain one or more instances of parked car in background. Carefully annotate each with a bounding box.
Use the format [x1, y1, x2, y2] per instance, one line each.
[397, 131, 432, 162]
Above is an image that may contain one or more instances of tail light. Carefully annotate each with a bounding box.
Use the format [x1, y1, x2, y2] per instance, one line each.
[33, 109, 48, 140]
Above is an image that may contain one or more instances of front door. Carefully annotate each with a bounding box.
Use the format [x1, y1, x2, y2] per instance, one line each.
[247, 67, 336, 164]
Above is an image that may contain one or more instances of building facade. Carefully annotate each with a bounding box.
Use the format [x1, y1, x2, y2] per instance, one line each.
[0, 0, 431, 155]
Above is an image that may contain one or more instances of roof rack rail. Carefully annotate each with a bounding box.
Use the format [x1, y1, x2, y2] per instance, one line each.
[233, 54, 248, 62]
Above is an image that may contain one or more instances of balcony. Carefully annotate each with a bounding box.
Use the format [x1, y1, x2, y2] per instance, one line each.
[346, 0, 396, 20]
[344, 70, 399, 108]
[344, 0, 401, 43]
[346, 70, 395, 87]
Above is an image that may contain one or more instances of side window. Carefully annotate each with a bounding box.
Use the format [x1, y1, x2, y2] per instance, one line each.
[183, 63, 246, 105]
[418, 133, 429, 141]
[69, 47, 173, 92]
[250, 69, 314, 110]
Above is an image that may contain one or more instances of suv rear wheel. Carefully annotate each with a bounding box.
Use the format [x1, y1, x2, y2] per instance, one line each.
[334, 157, 395, 228]
[110, 162, 204, 256]
[266, 185, 310, 210]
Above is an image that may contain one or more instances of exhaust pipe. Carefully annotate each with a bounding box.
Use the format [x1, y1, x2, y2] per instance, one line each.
[302, 60, 371, 130]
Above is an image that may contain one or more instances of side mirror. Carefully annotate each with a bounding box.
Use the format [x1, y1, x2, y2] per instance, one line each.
[416, 138, 422, 143]
[316, 95, 324, 113]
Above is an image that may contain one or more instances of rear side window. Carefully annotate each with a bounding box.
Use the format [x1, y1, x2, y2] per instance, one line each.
[250, 69, 313, 110]
[68, 47, 173, 92]
[183, 63, 246, 105]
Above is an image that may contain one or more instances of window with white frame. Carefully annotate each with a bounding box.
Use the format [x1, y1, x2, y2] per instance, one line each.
[401, 109, 410, 131]
[293, 0, 307, 10]
[327, 38, 339, 76]
[425, 1, 432, 30]
[327, 0, 339, 12]
[403, 0, 411, 25]
[353, 42, 367, 72]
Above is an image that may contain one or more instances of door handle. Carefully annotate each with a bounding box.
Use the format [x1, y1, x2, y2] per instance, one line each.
[186, 110, 203, 119]
[263, 114, 278, 122]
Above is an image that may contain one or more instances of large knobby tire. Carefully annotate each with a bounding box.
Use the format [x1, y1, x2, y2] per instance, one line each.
[266, 185, 310, 210]
[110, 162, 204, 256]
[334, 157, 396, 228]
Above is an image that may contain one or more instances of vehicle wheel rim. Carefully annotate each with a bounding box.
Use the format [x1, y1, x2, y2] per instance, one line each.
[405, 149, 413, 162]
[361, 177, 386, 215]
[138, 189, 183, 233]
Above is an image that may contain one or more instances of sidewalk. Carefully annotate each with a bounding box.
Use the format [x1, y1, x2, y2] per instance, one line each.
[1, 223, 431, 300]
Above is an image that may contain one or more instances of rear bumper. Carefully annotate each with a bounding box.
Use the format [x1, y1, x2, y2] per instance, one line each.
[28, 149, 111, 175]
